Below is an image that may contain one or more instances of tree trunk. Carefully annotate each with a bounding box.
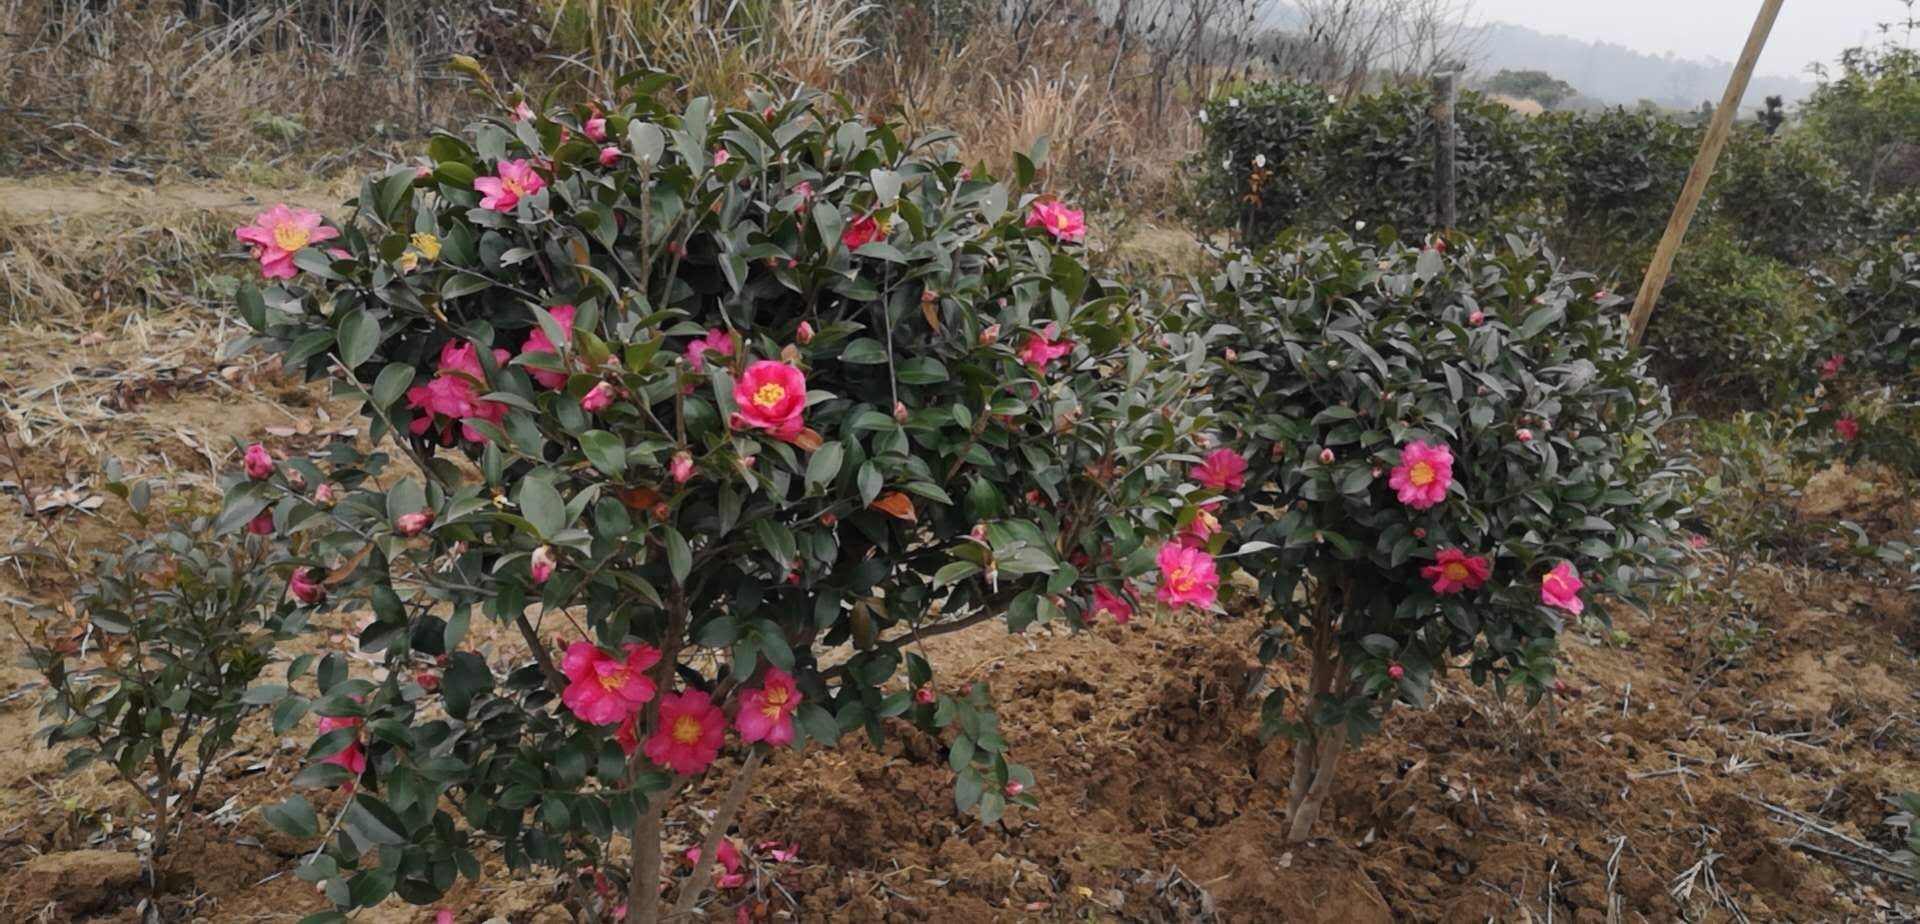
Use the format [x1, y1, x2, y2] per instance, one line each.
[1286, 729, 1346, 843]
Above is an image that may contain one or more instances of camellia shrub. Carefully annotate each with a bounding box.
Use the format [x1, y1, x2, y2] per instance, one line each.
[227, 74, 1200, 923]
[1181, 81, 1335, 244]
[22, 461, 308, 866]
[1536, 107, 1696, 253]
[1172, 230, 1684, 842]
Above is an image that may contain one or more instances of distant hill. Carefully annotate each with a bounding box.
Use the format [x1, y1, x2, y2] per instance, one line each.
[1465, 22, 1815, 110]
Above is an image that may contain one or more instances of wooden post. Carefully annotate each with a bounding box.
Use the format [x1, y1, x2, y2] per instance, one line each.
[1626, 0, 1788, 348]
[1431, 70, 1458, 231]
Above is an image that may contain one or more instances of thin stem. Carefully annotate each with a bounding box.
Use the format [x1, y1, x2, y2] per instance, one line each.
[516, 613, 569, 696]
[669, 748, 766, 918]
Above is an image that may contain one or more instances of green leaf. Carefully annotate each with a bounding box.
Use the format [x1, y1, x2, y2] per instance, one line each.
[579, 430, 626, 477]
[805, 442, 845, 490]
[665, 527, 692, 585]
[840, 338, 889, 364]
[518, 476, 566, 539]
[336, 308, 380, 369]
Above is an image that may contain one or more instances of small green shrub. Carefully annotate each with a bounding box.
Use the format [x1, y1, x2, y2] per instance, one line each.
[1712, 128, 1864, 264]
[1174, 229, 1683, 842]
[22, 463, 308, 865]
[1536, 107, 1696, 253]
[1182, 82, 1334, 243]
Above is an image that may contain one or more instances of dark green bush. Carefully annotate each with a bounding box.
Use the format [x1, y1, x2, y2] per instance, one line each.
[1645, 225, 1834, 404]
[1182, 82, 1335, 242]
[1712, 129, 1864, 263]
[1536, 108, 1696, 253]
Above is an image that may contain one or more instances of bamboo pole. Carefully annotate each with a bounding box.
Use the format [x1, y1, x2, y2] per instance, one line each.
[1625, 0, 1788, 349]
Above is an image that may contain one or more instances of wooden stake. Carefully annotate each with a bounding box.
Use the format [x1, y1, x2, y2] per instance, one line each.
[1431, 70, 1458, 232]
[1626, 0, 1788, 349]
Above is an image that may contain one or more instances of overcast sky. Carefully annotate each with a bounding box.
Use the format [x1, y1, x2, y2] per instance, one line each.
[1469, 0, 1899, 78]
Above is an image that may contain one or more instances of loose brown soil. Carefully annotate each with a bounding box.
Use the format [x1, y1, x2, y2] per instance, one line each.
[1, 186, 1918, 923]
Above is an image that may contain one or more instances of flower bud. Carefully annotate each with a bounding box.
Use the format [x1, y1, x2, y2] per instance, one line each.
[415, 670, 441, 693]
[580, 382, 615, 414]
[247, 509, 275, 536]
[289, 567, 325, 604]
[797, 321, 815, 344]
[395, 510, 434, 536]
[530, 545, 556, 584]
[1517, 428, 1533, 442]
[1003, 780, 1025, 797]
[820, 512, 838, 527]
[980, 324, 1001, 346]
[1413, 528, 1426, 539]
[915, 687, 937, 705]
[1387, 663, 1405, 680]
[1223, 348, 1237, 361]
[314, 483, 337, 507]
[1318, 448, 1334, 464]
[1271, 443, 1285, 460]
[285, 468, 307, 492]
[670, 451, 694, 485]
[244, 443, 275, 480]
[651, 501, 672, 521]
[970, 524, 988, 543]
[598, 146, 621, 167]
[1468, 310, 1485, 326]
[893, 401, 910, 424]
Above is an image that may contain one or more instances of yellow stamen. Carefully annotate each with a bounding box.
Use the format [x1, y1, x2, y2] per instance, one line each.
[1170, 567, 1194, 593]
[671, 714, 703, 745]
[596, 669, 628, 692]
[1055, 213, 1072, 231]
[410, 232, 442, 261]
[271, 223, 312, 252]
[1409, 462, 1435, 486]
[753, 382, 787, 409]
[1443, 562, 1469, 582]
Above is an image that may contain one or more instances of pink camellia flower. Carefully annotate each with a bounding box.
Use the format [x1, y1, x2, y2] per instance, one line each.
[247, 509, 275, 536]
[530, 545, 556, 585]
[1387, 663, 1405, 680]
[1836, 416, 1859, 442]
[644, 690, 726, 775]
[841, 214, 881, 251]
[1389, 441, 1454, 510]
[475, 159, 546, 212]
[670, 451, 695, 485]
[1178, 502, 1222, 549]
[519, 305, 577, 389]
[584, 115, 607, 142]
[712, 148, 731, 167]
[235, 204, 339, 280]
[560, 641, 661, 725]
[735, 666, 802, 746]
[796, 321, 815, 344]
[406, 341, 512, 444]
[685, 328, 734, 374]
[581, 381, 615, 414]
[395, 510, 434, 537]
[1155, 543, 1219, 609]
[1019, 323, 1072, 371]
[598, 146, 622, 167]
[1003, 780, 1025, 797]
[1091, 584, 1134, 624]
[614, 713, 640, 756]
[1317, 447, 1334, 464]
[1420, 548, 1491, 594]
[511, 100, 535, 121]
[1540, 562, 1585, 614]
[1192, 448, 1248, 492]
[1820, 354, 1845, 381]
[316, 714, 366, 776]
[730, 360, 808, 442]
[1468, 310, 1485, 326]
[914, 687, 937, 705]
[289, 567, 326, 604]
[1025, 200, 1087, 243]
[244, 443, 275, 480]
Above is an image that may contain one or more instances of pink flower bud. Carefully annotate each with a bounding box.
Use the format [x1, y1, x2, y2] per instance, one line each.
[247, 509, 275, 536]
[1517, 428, 1533, 442]
[244, 443, 274, 480]
[415, 164, 433, 180]
[1413, 528, 1426, 539]
[796, 321, 815, 344]
[1387, 663, 1405, 680]
[1223, 348, 1237, 361]
[584, 116, 607, 143]
[416, 670, 441, 693]
[314, 483, 336, 507]
[1318, 448, 1334, 464]
[670, 451, 694, 485]
[289, 567, 325, 604]
[737, 455, 756, 474]
[580, 381, 615, 413]
[598, 146, 622, 167]
[893, 401, 909, 424]
[1003, 780, 1024, 797]
[712, 148, 730, 166]
[651, 501, 672, 521]
[1468, 310, 1485, 327]
[395, 511, 434, 537]
[285, 468, 307, 492]
[915, 687, 936, 705]
[1271, 443, 1285, 460]
[970, 524, 988, 542]
[820, 512, 838, 527]
[980, 324, 1001, 346]
[530, 545, 556, 584]
[1553, 678, 1569, 693]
